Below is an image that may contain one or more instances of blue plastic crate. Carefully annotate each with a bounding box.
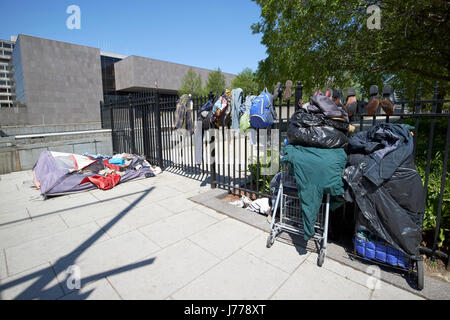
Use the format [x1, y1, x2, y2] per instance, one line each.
[353, 234, 409, 270]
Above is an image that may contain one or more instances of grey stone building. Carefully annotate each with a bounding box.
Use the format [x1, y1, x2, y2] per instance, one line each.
[114, 55, 236, 94]
[1, 34, 236, 127]
[7, 34, 104, 127]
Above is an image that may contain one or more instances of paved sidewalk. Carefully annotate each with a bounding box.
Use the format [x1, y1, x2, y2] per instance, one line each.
[0, 170, 424, 300]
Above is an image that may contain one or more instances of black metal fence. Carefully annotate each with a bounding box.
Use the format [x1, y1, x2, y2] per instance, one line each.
[100, 83, 449, 267]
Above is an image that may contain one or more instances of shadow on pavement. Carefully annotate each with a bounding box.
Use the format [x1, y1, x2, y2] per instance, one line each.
[0, 187, 157, 300]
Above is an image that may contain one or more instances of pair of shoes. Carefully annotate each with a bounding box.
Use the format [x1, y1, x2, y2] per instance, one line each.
[273, 80, 294, 102]
[282, 80, 293, 102]
[332, 89, 344, 106]
[346, 88, 358, 117]
[272, 82, 283, 102]
[367, 85, 394, 116]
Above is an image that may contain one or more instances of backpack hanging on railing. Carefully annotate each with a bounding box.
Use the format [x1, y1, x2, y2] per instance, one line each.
[197, 98, 215, 131]
[249, 89, 276, 129]
[210, 89, 232, 128]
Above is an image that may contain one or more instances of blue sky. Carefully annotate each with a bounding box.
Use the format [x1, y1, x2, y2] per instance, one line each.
[0, 0, 267, 75]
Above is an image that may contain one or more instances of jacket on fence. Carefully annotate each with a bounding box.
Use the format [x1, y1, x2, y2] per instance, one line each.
[343, 152, 425, 256]
[174, 94, 194, 135]
[239, 95, 256, 133]
[281, 145, 347, 240]
[287, 109, 349, 149]
[347, 123, 414, 187]
[231, 88, 244, 131]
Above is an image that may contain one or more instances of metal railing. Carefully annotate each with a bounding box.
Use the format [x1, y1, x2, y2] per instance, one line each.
[100, 82, 449, 267]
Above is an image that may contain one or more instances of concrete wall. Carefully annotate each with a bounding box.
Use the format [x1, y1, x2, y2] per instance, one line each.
[1, 122, 102, 136]
[0, 129, 112, 174]
[0, 107, 29, 127]
[115, 55, 235, 93]
[11, 34, 104, 126]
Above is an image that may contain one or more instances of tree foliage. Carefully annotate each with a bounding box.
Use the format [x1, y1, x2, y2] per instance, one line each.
[251, 0, 450, 98]
[179, 68, 203, 96]
[231, 68, 259, 92]
[204, 67, 227, 95]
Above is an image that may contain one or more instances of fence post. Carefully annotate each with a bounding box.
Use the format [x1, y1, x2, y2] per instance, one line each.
[210, 129, 216, 189]
[154, 89, 164, 170]
[128, 94, 136, 154]
[294, 81, 303, 110]
[109, 101, 115, 152]
[141, 92, 151, 160]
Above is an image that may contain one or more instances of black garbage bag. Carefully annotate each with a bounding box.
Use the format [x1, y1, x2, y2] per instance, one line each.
[287, 109, 349, 149]
[306, 94, 349, 122]
[343, 155, 425, 256]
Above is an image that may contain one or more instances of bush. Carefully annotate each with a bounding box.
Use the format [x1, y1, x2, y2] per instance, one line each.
[247, 149, 279, 194]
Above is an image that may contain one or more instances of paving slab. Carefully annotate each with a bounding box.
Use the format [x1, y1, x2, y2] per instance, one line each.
[26, 192, 103, 218]
[193, 204, 228, 221]
[172, 249, 290, 300]
[271, 260, 372, 300]
[59, 278, 121, 300]
[188, 218, 263, 260]
[156, 195, 200, 214]
[0, 263, 64, 300]
[0, 249, 7, 280]
[96, 202, 174, 238]
[88, 181, 151, 201]
[5, 222, 110, 276]
[60, 198, 131, 228]
[108, 239, 220, 300]
[120, 185, 183, 208]
[52, 230, 160, 295]
[242, 234, 310, 274]
[370, 281, 425, 300]
[0, 215, 68, 250]
[138, 208, 219, 248]
[306, 252, 374, 289]
[0, 208, 31, 230]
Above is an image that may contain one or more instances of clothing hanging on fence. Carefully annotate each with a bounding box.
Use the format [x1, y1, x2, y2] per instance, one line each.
[174, 94, 194, 135]
[281, 145, 347, 240]
[231, 88, 244, 131]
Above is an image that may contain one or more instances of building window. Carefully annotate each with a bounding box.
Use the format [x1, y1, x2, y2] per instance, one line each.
[3, 43, 12, 49]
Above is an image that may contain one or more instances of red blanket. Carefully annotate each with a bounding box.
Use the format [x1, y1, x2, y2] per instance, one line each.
[81, 174, 120, 190]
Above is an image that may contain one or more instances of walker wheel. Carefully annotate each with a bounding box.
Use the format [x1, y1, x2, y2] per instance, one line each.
[317, 249, 325, 267]
[266, 232, 275, 248]
[415, 259, 424, 290]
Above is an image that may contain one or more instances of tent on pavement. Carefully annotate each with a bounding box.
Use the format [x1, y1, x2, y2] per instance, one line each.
[33, 150, 157, 197]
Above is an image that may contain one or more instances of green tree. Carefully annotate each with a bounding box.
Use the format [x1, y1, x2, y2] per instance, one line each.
[204, 67, 227, 95]
[231, 67, 259, 92]
[251, 0, 450, 98]
[179, 68, 203, 96]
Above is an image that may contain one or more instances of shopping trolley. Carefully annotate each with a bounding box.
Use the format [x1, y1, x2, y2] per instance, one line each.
[266, 162, 331, 267]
